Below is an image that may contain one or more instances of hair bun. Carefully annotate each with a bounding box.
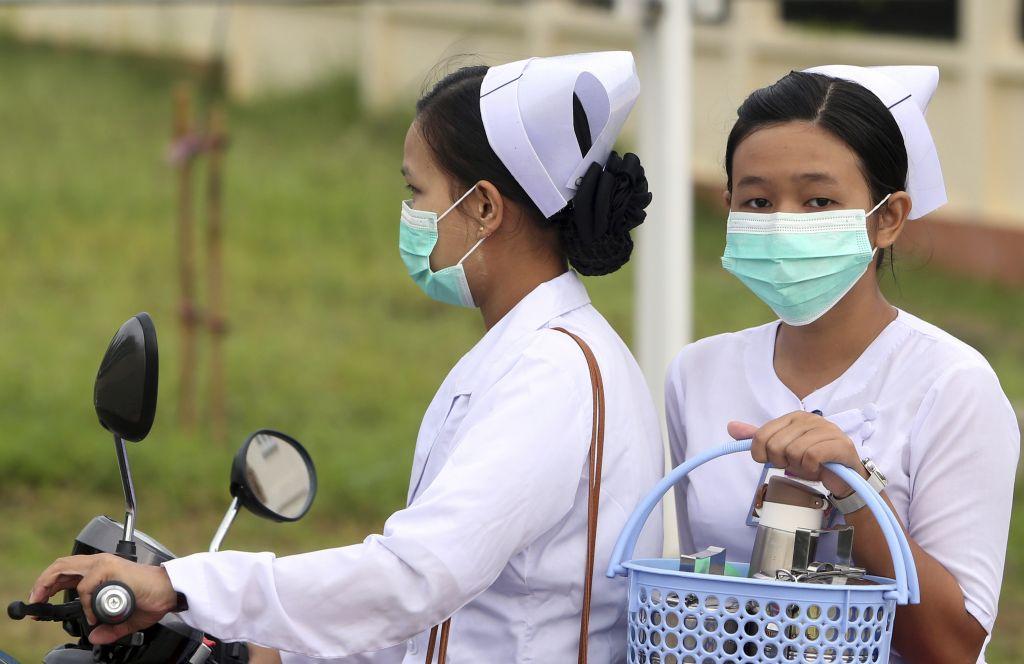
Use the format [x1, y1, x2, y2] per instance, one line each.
[559, 151, 653, 276]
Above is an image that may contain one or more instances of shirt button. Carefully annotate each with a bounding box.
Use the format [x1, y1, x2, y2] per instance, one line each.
[861, 403, 879, 421]
[860, 421, 876, 440]
[408, 641, 418, 655]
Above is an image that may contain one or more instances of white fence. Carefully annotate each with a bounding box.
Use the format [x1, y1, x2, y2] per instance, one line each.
[3, 0, 1024, 230]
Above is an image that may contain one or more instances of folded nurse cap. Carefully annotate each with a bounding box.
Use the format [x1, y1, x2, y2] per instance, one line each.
[804, 64, 946, 220]
[480, 51, 640, 218]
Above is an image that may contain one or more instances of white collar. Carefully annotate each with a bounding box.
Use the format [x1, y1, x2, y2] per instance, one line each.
[743, 310, 913, 414]
[450, 271, 591, 395]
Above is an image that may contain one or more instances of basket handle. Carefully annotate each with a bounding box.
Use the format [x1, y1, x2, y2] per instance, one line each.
[605, 440, 920, 605]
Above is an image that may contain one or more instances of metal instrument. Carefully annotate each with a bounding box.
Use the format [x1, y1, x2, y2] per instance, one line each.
[679, 546, 726, 574]
[748, 475, 831, 579]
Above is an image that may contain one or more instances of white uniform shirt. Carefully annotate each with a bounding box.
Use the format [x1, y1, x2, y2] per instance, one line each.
[164, 271, 664, 662]
[664, 309, 1019, 663]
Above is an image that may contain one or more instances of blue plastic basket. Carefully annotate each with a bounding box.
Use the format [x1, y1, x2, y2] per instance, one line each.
[606, 440, 920, 664]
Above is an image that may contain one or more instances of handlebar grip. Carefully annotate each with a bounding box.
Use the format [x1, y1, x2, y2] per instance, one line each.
[91, 582, 135, 625]
[7, 601, 28, 621]
[7, 599, 85, 623]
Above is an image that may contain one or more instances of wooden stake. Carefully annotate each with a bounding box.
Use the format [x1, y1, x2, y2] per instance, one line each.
[173, 83, 200, 432]
[205, 105, 229, 444]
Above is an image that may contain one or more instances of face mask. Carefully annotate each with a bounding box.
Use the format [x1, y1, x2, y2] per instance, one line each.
[399, 186, 485, 308]
[721, 194, 891, 326]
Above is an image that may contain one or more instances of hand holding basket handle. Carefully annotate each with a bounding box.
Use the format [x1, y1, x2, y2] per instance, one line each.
[606, 439, 919, 605]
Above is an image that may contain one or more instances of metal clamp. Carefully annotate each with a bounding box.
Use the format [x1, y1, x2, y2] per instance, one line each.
[793, 525, 854, 570]
[679, 546, 726, 574]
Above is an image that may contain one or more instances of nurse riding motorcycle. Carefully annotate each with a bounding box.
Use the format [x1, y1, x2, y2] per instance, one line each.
[7, 313, 319, 664]
[23, 51, 665, 663]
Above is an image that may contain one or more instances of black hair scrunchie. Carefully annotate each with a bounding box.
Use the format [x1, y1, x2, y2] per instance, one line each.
[571, 151, 652, 246]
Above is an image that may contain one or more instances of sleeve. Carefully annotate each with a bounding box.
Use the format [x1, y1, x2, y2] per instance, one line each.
[664, 350, 696, 554]
[163, 334, 592, 658]
[906, 362, 1020, 633]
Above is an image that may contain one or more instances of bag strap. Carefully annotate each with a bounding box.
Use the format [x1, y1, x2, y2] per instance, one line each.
[426, 327, 606, 664]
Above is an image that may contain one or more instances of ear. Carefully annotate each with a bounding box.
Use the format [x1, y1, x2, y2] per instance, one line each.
[873, 191, 912, 249]
[473, 180, 504, 239]
[722, 189, 732, 210]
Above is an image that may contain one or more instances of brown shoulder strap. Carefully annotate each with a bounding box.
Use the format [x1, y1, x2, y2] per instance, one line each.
[427, 327, 605, 664]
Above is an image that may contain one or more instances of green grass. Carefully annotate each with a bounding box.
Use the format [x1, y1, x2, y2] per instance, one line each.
[0, 36, 1021, 661]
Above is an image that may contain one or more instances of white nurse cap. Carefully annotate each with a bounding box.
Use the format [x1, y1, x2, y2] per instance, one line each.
[480, 51, 640, 219]
[803, 65, 946, 220]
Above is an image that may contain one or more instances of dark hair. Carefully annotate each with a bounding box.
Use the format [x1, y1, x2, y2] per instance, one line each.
[415, 65, 652, 276]
[725, 71, 907, 270]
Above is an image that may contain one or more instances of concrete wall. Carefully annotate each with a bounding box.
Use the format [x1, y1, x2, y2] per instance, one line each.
[4, 0, 1024, 244]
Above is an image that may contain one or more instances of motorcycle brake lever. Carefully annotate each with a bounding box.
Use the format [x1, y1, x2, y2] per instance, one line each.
[7, 599, 85, 622]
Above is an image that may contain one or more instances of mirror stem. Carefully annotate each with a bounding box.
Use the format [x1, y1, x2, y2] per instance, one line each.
[209, 497, 240, 553]
[114, 434, 138, 560]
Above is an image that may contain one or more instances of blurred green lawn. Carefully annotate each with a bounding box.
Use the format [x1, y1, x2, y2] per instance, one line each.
[0, 37, 1021, 661]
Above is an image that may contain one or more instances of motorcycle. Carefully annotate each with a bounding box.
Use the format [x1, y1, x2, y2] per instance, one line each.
[6, 313, 318, 664]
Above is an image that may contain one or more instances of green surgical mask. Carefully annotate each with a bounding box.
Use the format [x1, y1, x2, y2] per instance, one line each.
[721, 194, 891, 326]
[399, 186, 484, 308]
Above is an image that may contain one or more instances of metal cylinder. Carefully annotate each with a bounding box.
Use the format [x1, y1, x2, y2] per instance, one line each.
[748, 524, 802, 579]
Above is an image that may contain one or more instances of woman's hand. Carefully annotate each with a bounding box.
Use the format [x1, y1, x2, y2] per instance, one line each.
[27, 553, 177, 645]
[728, 411, 868, 496]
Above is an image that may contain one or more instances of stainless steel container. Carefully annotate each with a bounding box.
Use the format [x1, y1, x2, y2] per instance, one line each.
[747, 475, 830, 579]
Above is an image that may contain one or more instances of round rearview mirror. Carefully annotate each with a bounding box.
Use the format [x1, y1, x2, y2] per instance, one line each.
[230, 430, 317, 522]
[94, 313, 159, 443]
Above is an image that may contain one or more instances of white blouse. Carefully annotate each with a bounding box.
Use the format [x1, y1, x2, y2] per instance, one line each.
[665, 309, 1019, 663]
[164, 271, 664, 663]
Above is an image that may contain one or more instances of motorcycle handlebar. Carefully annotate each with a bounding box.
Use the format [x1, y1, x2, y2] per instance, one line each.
[7, 599, 82, 622]
[8, 581, 135, 626]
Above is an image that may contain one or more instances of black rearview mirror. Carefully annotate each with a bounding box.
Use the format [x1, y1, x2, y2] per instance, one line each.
[93, 312, 159, 560]
[94, 312, 159, 443]
[209, 430, 317, 552]
[234, 430, 318, 521]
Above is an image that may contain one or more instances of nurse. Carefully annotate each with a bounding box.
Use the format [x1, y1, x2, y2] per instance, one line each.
[27, 52, 664, 662]
[666, 66, 1019, 664]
